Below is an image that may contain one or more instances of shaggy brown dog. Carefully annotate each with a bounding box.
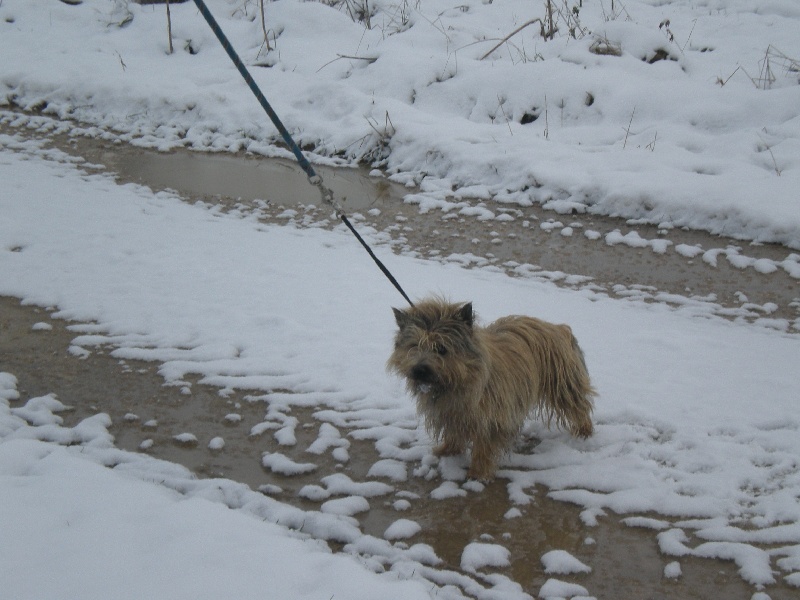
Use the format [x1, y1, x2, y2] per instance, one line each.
[387, 297, 596, 481]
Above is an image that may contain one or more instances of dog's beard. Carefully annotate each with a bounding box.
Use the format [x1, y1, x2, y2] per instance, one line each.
[417, 382, 432, 394]
[407, 376, 439, 398]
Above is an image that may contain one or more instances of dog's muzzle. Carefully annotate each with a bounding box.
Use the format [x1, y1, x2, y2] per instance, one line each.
[410, 363, 436, 384]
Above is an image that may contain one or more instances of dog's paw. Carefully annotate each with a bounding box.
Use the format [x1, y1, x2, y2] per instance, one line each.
[433, 442, 464, 457]
[466, 469, 495, 484]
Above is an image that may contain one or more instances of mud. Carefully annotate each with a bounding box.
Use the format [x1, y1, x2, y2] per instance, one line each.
[2, 299, 793, 600]
[53, 127, 800, 326]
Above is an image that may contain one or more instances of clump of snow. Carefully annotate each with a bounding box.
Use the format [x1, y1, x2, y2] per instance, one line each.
[392, 499, 411, 511]
[384, 518, 422, 541]
[31, 322, 52, 331]
[173, 432, 198, 445]
[461, 542, 511, 571]
[321, 495, 370, 516]
[541, 550, 592, 574]
[538, 578, 591, 599]
[580, 507, 606, 527]
[664, 561, 682, 579]
[430, 481, 467, 500]
[261, 452, 317, 476]
[208, 436, 225, 450]
[367, 459, 408, 482]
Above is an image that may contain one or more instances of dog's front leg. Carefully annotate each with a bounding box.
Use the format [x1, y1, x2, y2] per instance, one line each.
[467, 436, 497, 482]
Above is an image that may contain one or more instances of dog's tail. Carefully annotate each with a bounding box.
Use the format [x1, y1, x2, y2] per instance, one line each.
[540, 328, 596, 438]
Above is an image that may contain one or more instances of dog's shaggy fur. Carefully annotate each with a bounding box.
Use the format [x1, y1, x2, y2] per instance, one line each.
[387, 297, 596, 481]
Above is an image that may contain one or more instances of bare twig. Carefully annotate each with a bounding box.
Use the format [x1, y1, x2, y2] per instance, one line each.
[716, 65, 741, 87]
[645, 131, 658, 152]
[166, 0, 173, 55]
[480, 18, 546, 60]
[317, 53, 378, 72]
[543, 94, 549, 140]
[545, 0, 555, 40]
[623, 107, 635, 149]
[259, 0, 271, 52]
[497, 96, 514, 136]
[757, 132, 782, 176]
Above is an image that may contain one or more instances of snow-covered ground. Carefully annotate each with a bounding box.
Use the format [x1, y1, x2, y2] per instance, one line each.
[1, 1, 799, 599]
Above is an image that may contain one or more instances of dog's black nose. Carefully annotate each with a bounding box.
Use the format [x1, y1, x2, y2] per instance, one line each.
[410, 363, 436, 384]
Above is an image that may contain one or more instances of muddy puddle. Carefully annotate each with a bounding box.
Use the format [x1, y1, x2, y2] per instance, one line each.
[4, 114, 798, 327]
[2, 296, 795, 599]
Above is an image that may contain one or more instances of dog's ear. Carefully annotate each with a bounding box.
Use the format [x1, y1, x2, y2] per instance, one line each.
[392, 307, 411, 329]
[455, 302, 474, 327]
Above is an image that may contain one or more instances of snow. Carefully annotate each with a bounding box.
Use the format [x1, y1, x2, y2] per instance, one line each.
[663, 561, 682, 579]
[384, 518, 422, 541]
[174, 432, 199, 444]
[541, 550, 592, 575]
[2, 0, 799, 248]
[538, 578, 591, 599]
[1, 0, 800, 597]
[461, 542, 511, 571]
[0, 438, 428, 600]
[320, 495, 371, 516]
[262, 452, 317, 475]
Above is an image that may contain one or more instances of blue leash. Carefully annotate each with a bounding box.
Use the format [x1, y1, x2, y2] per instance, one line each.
[191, 0, 414, 308]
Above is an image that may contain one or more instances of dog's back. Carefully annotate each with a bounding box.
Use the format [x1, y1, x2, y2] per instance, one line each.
[483, 315, 595, 438]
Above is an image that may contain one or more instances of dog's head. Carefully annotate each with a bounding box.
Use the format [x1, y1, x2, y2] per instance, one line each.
[387, 297, 484, 396]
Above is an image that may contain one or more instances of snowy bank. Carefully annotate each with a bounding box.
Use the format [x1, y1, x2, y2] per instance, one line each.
[1, 0, 798, 246]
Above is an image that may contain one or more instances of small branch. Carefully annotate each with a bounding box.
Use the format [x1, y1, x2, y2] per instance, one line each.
[259, 0, 271, 52]
[480, 18, 546, 60]
[623, 107, 635, 149]
[497, 96, 513, 136]
[166, 0, 173, 55]
[317, 53, 378, 72]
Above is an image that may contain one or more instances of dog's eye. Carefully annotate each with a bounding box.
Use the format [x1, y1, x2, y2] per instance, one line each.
[435, 344, 448, 356]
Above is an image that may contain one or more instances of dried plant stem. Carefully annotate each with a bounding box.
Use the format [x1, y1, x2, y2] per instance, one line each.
[480, 19, 546, 60]
[623, 107, 635, 149]
[497, 96, 513, 136]
[259, 0, 271, 52]
[166, 0, 174, 55]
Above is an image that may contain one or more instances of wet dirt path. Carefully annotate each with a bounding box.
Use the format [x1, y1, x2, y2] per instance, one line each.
[2, 295, 790, 600]
[3, 113, 798, 327]
[1, 115, 798, 598]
